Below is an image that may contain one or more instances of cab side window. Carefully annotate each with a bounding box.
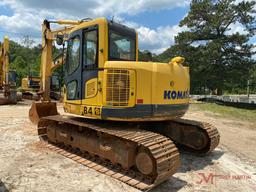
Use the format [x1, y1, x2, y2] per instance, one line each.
[83, 30, 98, 68]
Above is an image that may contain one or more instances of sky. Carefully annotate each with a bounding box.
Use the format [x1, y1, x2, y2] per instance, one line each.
[0, 0, 255, 54]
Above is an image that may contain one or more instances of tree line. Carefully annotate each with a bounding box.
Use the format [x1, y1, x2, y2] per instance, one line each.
[5, 0, 256, 95]
[140, 0, 256, 95]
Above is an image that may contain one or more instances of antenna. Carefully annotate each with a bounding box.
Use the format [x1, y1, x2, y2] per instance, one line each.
[80, 18, 93, 22]
[111, 15, 115, 23]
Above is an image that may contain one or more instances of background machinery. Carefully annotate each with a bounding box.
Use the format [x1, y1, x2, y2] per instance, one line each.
[21, 54, 64, 100]
[21, 75, 41, 100]
[0, 36, 18, 104]
[29, 18, 220, 190]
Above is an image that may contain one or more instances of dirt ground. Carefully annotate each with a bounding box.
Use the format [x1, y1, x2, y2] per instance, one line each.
[0, 101, 255, 192]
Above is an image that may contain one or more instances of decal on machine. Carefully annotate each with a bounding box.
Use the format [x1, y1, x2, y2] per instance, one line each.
[82, 106, 101, 116]
[164, 90, 189, 100]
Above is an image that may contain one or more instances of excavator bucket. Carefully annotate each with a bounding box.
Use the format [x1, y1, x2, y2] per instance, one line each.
[29, 101, 58, 124]
[0, 90, 17, 105]
[0, 97, 16, 105]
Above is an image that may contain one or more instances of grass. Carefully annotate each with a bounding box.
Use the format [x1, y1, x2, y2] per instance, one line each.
[190, 102, 256, 124]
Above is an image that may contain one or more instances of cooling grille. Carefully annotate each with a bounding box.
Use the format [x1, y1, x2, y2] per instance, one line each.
[106, 69, 130, 106]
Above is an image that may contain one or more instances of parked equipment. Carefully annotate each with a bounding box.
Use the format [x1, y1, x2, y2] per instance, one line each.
[21, 54, 64, 100]
[21, 75, 40, 100]
[29, 18, 220, 190]
[0, 36, 18, 104]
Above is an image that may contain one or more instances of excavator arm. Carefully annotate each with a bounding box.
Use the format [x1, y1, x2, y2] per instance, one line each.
[29, 19, 81, 123]
[51, 53, 66, 71]
[0, 36, 9, 89]
[40, 20, 79, 101]
[0, 36, 19, 104]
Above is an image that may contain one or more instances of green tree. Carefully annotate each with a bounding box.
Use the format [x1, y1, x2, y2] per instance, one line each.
[163, 0, 256, 94]
[139, 50, 153, 61]
[8, 40, 41, 86]
[12, 56, 27, 86]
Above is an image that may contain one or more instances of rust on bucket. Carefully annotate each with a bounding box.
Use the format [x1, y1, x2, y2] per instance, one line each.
[29, 101, 58, 124]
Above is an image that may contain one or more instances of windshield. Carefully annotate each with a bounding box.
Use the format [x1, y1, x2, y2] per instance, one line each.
[109, 29, 136, 61]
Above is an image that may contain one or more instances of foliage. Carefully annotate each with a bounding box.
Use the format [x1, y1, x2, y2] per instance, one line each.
[8, 40, 41, 86]
[7, 39, 64, 87]
[138, 50, 154, 61]
[4, 0, 256, 94]
[157, 0, 256, 94]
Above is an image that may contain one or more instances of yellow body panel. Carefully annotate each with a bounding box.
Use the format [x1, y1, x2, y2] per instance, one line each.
[104, 61, 190, 105]
[81, 71, 104, 106]
[64, 60, 190, 120]
[64, 103, 102, 119]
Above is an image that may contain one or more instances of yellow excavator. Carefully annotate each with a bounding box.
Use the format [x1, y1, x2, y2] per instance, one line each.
[21, 75, 41, 100]
[29, 18, 220, 190]
[0, 36, 18, 104]
[21, 54, 64, 100]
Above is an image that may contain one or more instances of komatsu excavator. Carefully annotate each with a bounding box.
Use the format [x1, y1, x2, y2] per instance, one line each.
[29, 18, 220, 190]
[0, 36, 18, 104]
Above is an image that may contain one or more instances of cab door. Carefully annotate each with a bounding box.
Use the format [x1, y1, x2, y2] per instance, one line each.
[65, 30, 82, 104]
[81, 26, 99, 101]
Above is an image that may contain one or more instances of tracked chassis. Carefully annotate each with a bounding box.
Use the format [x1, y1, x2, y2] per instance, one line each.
[37, 115, 219, 190]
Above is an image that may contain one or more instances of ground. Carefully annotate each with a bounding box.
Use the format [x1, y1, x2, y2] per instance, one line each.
[0, 101, 255, 192]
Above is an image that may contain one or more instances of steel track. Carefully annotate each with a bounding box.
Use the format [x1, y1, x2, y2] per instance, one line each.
[170, 118, 220, 154]
[38, 115, 181, 190]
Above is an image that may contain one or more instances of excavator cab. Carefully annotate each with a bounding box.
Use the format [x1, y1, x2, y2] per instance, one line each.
[63, 20, 136, 104]
[29, 18, 138, 123]
[62, 20, 190, 121]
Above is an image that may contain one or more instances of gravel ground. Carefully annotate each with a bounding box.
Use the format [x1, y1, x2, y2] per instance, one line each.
[0, 101, 255, 192]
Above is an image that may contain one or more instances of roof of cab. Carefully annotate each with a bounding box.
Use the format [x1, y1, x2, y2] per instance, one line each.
[69, 17, 136, 34]
[69, 17, 107, 34]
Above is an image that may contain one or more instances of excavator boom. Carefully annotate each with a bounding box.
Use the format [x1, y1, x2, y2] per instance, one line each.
[29, 19, 79, 123]
[0, 36, 18, 104]
[0, 36, 9, 89]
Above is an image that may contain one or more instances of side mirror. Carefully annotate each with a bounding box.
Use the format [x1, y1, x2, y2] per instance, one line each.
[56, 34, 64, 45]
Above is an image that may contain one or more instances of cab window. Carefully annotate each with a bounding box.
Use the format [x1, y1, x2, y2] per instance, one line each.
[67, 36, 80, 75]
[83, 30, 97, 68]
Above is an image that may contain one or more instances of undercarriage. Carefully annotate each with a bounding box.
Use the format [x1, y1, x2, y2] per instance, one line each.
[37, 115, 220, 190]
